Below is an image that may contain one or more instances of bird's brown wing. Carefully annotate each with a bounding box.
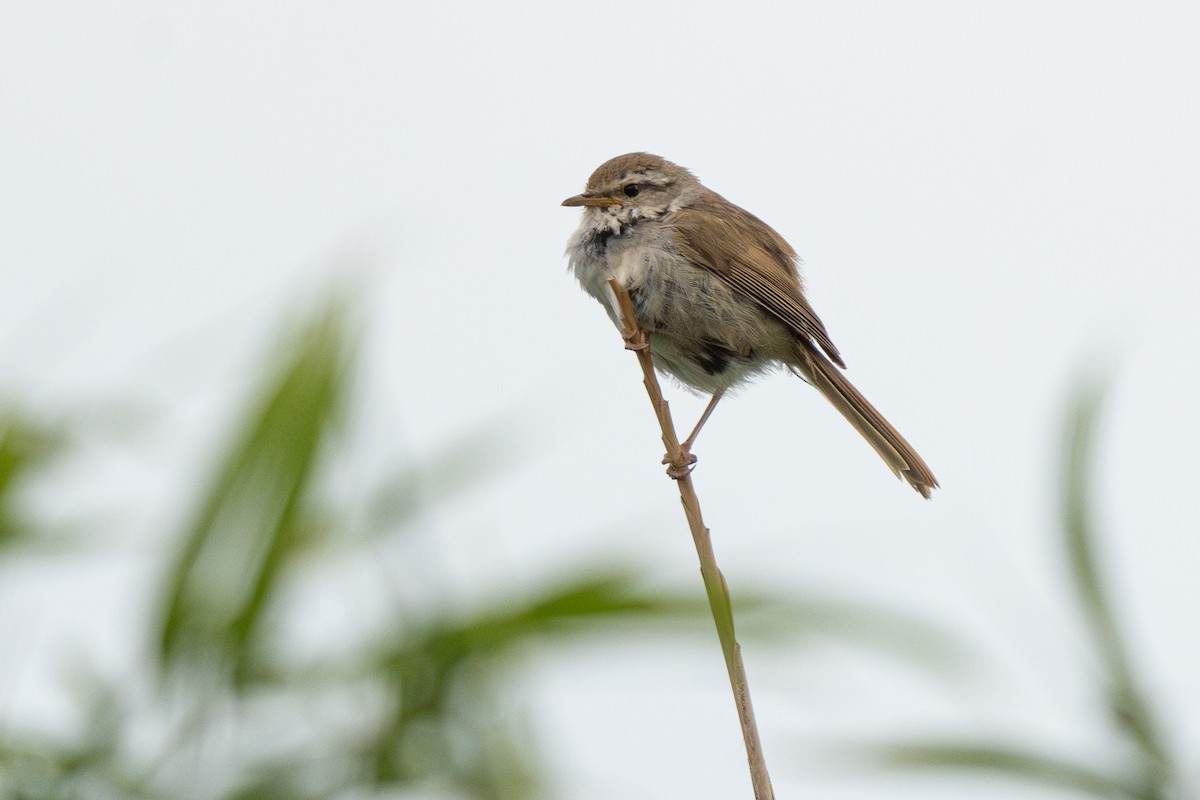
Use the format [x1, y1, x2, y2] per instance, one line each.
[669, 199, 846, 368]
[668, 196, 937, 496]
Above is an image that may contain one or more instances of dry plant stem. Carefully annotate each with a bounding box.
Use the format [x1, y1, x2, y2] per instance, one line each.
[607, 278, 775, 800]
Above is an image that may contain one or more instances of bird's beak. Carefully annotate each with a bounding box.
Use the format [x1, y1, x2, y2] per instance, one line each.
[562, 193, 621, 207]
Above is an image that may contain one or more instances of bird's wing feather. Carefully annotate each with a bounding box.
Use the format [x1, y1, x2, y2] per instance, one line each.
[669, 200, 846, 368]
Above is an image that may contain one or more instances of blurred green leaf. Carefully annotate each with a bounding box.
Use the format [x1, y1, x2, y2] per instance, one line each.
[0, 695, 153, 800]
[366, 570, 707, 794]
[1063, 375, 1129, 689]
[155, 299, 356, 684]
[0, 405, 70, 547]
[392, 571, 712, 673]
[1062, 373, 1175, 790]
[220, 769, 320, 800]
[862, 740, 1151, 800]
[848, 375, 1181, 800]
[739, 593, 974, 676]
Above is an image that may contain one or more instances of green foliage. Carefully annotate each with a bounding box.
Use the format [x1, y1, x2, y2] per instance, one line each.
[9, 296, 1177, 800]
[853, 372, 1184, 800]
[871, 742, 1151, 799]
[0, 405, 69, 547]
[0, 295, 964, 800]
[1062, 377, 1175, 793]
[364, 572, 702, 797]
[155, 302, 356, 683]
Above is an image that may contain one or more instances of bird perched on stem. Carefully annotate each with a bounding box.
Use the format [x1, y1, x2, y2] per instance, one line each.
[563, 152, 937, 498]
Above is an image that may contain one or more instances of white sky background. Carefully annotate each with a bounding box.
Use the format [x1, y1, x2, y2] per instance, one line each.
[2, 2, 1199, 798]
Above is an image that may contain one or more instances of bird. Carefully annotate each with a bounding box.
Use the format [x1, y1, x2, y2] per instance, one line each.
[563, 152, 938, 497]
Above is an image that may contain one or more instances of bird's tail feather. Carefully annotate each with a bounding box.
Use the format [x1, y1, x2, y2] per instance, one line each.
[794, 345, 938, 498]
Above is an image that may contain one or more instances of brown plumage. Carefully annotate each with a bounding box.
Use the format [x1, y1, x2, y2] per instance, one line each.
[564, 152, 937, 497]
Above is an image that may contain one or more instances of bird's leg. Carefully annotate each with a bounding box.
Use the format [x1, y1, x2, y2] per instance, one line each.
[664, 390, 725, 479]
[682, 389, 725, 452]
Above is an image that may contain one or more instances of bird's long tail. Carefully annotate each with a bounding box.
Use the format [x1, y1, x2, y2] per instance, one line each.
[793, 344, 938, 498]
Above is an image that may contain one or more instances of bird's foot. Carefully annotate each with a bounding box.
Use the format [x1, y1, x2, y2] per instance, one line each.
[663, 449, 698, 480]
[622, 327, 649, 352]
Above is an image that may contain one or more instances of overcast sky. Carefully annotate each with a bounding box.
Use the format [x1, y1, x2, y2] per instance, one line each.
[3, 3, 1199, 798]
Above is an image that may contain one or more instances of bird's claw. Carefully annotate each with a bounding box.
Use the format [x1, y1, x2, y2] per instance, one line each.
[623, 328, 649, 351]
[663, 449, 698, 480]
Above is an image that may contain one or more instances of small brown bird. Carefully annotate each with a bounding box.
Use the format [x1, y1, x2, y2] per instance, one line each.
[563, 152, 937, 497]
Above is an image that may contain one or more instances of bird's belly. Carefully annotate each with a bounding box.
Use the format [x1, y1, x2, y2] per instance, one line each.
[629, 253, 788, 393]
[569, 227, 791, 393]
[646, 333, 774, 394]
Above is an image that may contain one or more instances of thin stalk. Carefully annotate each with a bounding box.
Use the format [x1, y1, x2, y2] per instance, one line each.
[607, 278, 775, 800]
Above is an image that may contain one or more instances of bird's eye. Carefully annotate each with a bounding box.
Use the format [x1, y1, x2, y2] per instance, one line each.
[623, 184, 640, 197]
